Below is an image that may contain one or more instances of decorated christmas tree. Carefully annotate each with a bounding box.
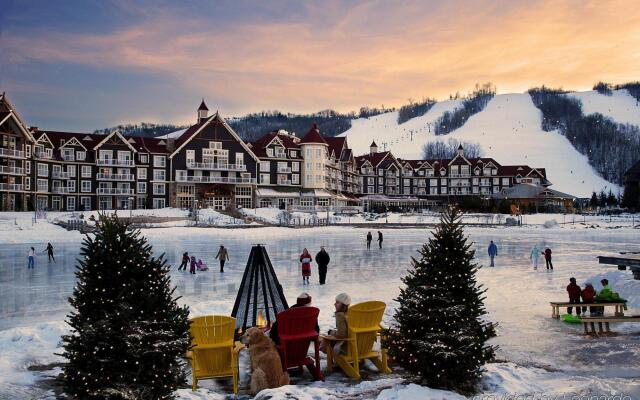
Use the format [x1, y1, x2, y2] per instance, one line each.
[384, 207, 496, 394]
[62, 215, 190, 399]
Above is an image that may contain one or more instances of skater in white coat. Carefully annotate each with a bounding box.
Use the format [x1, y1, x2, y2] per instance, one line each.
[530, 245, 541, 270]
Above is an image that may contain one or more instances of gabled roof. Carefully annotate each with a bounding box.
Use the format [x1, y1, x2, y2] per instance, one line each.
[0, 94, 35, 142]
[250, 131, 302, 158]
[355, 151, 392, 168]
[370, 140, 378, 147]
[198, 99, 209, 111]
[35, 132, 54, 147]
[59, 136, 88, 151]
[299, 124, 327, 145]
[325, 136, 346, 159]
[493, 183, 575, 200]
[93, 130, 138, 152]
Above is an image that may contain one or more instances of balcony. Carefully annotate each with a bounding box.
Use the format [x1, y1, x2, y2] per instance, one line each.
[0, 148, 25, 159]
[96, 173, 135, 181]
[96, 158, 135, 167]
[277, 167, 292, 173]
[480, 181, 492, 187]
[186, 161, 246, 171]
[0, 183, 24, 191]
[449, 173, 471, 178]
[34, 151, 53, 159]
[0, 166, 25, 175]
[175, 176, 256, 184]
[451, 181, 470, 187]
[96, 187, 136, 195]
[62, 155, 75, 162]
[278, 180, 292, 185]
[52, 171, 71, 179]
[52, 187, 72, 194]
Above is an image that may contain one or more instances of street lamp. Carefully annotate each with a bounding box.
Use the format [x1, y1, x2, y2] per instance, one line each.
[194, 200, 199, 226]
[128, 196, 134, 220]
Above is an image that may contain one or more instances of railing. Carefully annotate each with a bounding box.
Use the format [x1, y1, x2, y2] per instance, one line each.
[186, 161, 246, 171]
[96, 173, 135, 181]
[480, 181, 492, 187]
[52, 171, 71, 179]
[175, 176, 256, 184]
[96, 187, 135, 195]
[96, 159, 135, 167]
[34, 151, 53, 159]
[0, 148, 25, 158]
[449, 173, 471, 178]
[278, 167, 292, 173]
[0, 183, 24, 191]
[451, 182, 470, 187]
[278, 180, 292, 185]
[52, 187, 72, 194]
[62, 155, 75, 161]
[0, 166, 25, 175]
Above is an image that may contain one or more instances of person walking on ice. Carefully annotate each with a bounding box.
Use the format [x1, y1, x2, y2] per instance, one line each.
[315, 246, 330, 285]
[299, 248, 313, 285]
[27, 247, 36, 269]
[44, 242, 55, 263]
[377, 231, 383, 249]
[530, 244, 541, 270]
[366, 232, 372, 250]
[488, 240, 498, 267]
[543, 247, 553, 270]
[215, 245, 229, 273]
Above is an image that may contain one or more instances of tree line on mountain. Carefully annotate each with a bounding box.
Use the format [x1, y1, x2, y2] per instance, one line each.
[397, 97, 436, 124]
[433, 83, 495, 135]
[593, 81, 640, 103]
[421, 138, 484, 160]
[528, 86, 640, 186]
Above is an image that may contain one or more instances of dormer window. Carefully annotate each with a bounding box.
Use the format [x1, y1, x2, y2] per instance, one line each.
[266, 148, 274, 157]
[440, 168, 446, 175]
[290, 150, 297, 158]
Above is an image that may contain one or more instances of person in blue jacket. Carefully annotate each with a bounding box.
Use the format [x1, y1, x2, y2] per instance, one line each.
[488, 241, 498, 267]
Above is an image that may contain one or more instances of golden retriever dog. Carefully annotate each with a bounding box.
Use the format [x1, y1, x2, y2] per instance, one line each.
[243, 327, 289, 394]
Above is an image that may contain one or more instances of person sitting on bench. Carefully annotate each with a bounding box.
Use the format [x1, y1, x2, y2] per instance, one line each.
[581, 282, 596, 316]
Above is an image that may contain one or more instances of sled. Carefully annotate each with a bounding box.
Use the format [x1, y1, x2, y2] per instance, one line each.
[322, 301, 391, 379]
[276, 306, 323, 381]
[187, 315, 244, 393]
[561, 314, 582, 324]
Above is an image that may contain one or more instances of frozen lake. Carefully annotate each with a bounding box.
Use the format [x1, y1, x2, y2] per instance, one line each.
[1, 226, 639, 397]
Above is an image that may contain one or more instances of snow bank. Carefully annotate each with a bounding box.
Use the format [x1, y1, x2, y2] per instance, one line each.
[376, 383, 465, 400]
[582, 270, 640, 309]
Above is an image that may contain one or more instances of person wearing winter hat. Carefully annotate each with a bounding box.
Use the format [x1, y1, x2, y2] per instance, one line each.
[321, 293, 352, 362]
[268, 292, 319, 346]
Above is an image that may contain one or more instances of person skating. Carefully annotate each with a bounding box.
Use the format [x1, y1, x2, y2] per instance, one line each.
[269, 293, 319, 346]
[566, 277, 582, 316]
[44, 242, 55, 263]
[178, 252, 189, 271]
[530, 245, 541, 270]
[377, 231, 383, 249]
[488, 240, 498, 267]
[366, 232, 372, 250]
[543, 247, 553, 270]
[27, 247, 36, 269]
[315, 246, 330, 285]
[189, 255, 197, 275]
[299, 248, 313, 285]
[581, 282, 596, 316]
[215, 245, 229, 273]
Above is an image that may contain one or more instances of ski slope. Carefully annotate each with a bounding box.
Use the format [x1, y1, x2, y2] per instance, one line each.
[568, 89, 640, 126]
[341, 93, 617, 197]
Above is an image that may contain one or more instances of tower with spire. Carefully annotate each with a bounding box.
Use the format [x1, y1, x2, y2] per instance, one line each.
[370, 140, 378, 155]
[197, 99, 209, 123]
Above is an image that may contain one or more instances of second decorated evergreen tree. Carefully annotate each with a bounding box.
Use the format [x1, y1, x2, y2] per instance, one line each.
[62, 215, 190, 399]
[384, 207, 496, 394]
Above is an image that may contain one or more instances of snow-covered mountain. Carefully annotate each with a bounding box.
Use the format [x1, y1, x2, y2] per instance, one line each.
[340, 90, 640, 197]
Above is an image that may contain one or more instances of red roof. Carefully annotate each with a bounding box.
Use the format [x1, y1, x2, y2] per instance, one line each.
[324, 136, 346, 158]
[299, 124, 327, 145]
[198, 100, 209, 111]
[250, 131, 301, 158]
[355, 151, 391, 168]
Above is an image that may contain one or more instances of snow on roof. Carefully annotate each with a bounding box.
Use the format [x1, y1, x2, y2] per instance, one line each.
[157, 128, 187, 139]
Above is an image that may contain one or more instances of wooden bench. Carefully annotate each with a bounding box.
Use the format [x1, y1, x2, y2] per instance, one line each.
[581, 316, 640, 335]
[549, 301, 625, 319]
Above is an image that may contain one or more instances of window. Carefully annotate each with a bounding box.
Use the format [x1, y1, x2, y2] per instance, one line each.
[52, 197, 61, 211]
[315, 162, 322, 170]
[137, 182, 147, 194]
[37, 163, 48, 177]
[37, 179, 48, 192]
[99, 150, 112, 160]
[67, 180, 76, 192]
[153, 169, 166, 181]
[260, 174, 271, 184]
[441, 187, 448, 194]
[186, 150, 195, 163]
[81, 181, 91, 192]
[139, 153, 149, 164]
[306, 148, 312, 157]
[441, 178, 447, 185]
[502, 178, 510, 186]
[368, 185, 374, 193]
[52, 164, 62, 176]
[461, 165, 470, 175]
[67, 197, 76, 211]
[378, 186, 384, 194]
[153, 156, 166, 167]
[81, 165, 91, 178]
[235, 187, 252, 197]
[25, 177, 30, 190]
[290, 150, 297, 158]
[45, 148, 53, 158]
[292, 174, 299, 184]
[137, 197, 146, 209]
[137, 167, 147, 180]
[26, 145, 31, 158]
[266, 148, 274, 157]
[209, 141, 222, 149]
[153, 198, 166, 209]
[153, 183, 165, 195]
[291, 162, 299, 172]
[26, 161, 31, 174]
[430, 179, 438, 186]
[430, 187, 438, 195]
[62, 148, 74, 161]
[67, 165, 76, 177]
[260, 161, 270, 171]
[315, 149, 321, 157]
[117, 151, 131, 162]
[491, 169, 497, 175]
[236, 153, 244, 165]
[275, 146, 285, 158]
[76, 151, 86, 161]
[403, 179, 410, 186]
[81, 197, 91, 211]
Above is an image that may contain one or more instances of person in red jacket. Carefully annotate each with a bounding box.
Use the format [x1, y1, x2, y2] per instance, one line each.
[581, 282, 596, 316]
[543, 247, 553, 270]
[299, 248, 313, 285]
[566, 277, 582, 315]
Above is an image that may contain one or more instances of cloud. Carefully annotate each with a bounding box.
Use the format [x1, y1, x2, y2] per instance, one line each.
[3, 0, 640, 118]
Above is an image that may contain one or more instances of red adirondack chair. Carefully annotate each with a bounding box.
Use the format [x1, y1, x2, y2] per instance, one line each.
[276, 306, 323, 381]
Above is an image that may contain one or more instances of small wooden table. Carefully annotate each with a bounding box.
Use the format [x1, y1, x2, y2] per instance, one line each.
[549, 301, 625, 319]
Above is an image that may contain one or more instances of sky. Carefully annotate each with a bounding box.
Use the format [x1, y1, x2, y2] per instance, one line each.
[1, 0, 639, 131]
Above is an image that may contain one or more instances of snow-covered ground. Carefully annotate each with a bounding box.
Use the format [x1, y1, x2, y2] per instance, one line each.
[1, 226, 639, 399]
[569, 89, 640, 127]
[339, 92, 626, 197]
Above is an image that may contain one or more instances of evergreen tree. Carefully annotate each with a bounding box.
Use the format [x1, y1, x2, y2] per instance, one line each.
[590, 192, 598, 209]
[606, 190, 618, 207]
[62, 215, 190, 399]
[599, 190, 608, 208]
[384, 207, 496, 394]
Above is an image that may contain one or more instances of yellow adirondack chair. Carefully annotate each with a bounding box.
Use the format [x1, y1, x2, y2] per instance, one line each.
[187, 315, 244, 393]
[322, 301, 391, 379]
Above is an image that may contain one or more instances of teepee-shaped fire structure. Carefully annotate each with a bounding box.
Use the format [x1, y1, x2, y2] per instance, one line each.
[231, 245, 289, 333]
